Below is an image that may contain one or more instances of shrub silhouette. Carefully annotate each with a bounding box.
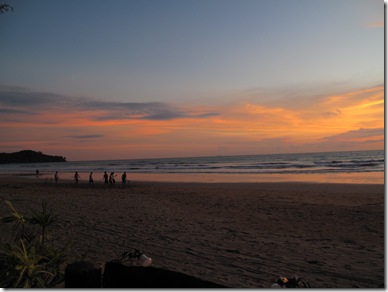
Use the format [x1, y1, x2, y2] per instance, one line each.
[0, 200, 68, 288]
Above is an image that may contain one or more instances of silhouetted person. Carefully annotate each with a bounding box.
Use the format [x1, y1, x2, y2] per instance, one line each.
[74, 172, 80, 184]
[36, 169, 39, 178]
[54, 171, 59, 184]
[103, 171, 109, 186]
[121, 172, 127, 188]
[89, 172, 94, 186]
[109, 172, 116, 186]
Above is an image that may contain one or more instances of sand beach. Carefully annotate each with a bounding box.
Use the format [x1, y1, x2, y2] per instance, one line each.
[0, 176, 384, 288]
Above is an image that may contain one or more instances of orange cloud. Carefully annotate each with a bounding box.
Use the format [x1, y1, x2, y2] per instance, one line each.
[0, 84, 383, 160]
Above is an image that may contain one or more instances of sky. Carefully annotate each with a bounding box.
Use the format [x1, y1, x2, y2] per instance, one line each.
[0, 0, 384, 161]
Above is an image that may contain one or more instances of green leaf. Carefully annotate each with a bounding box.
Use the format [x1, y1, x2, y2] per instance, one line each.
[15, 266, 27, 288]
[2, 216, 16, 223]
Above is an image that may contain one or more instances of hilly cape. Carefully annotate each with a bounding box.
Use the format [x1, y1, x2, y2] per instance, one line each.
[0, 150, 67, 164]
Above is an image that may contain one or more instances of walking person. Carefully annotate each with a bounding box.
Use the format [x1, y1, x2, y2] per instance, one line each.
[89, 172, 94, 186]
[74, 172, 80, 184]
[54, 171, 59, 184]
[109, 172, 116, 186]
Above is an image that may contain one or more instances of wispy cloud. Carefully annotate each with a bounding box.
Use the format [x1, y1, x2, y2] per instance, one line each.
[0, 86, 219, 124]
[320, 128, 384, 143]
[0, 108, 35, 115]
[69, 134, 104, 139]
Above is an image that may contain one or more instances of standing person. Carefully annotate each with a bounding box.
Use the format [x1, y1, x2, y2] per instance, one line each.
[121, 172, 127, 188]
[89, 172, 94, 186]
[74, 172, 80, 184]
[103, 171, 109, 186]
[54, 171, 59, 184]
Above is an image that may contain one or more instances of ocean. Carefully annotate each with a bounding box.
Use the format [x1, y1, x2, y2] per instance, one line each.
[0, 150, 383, 184]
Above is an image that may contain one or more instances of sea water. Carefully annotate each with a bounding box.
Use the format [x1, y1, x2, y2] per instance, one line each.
[0, 150, 383, 183]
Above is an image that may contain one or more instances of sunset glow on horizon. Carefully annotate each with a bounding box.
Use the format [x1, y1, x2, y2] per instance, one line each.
[0, 84, 383, 161]
[0, 0, 383, 161]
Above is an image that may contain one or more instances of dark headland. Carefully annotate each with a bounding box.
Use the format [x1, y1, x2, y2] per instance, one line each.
[0, 150, 67, 164]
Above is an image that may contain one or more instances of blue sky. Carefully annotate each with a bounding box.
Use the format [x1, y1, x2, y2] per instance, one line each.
[0, 0, 384, 160]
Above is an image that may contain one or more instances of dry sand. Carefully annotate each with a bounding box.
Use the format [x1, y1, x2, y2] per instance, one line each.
[0, 177, 384, 288]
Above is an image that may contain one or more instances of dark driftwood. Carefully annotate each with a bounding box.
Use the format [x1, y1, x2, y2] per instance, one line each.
[102, 262, 228, 288]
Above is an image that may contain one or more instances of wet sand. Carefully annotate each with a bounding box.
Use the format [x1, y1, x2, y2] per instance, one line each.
[0, 177, 384, 288]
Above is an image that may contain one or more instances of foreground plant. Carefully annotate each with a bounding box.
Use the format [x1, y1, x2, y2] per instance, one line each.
[0, 200, 68, 288]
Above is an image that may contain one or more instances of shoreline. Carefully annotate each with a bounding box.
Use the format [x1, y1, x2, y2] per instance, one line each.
[2, 171, 384, 185]
[0, 177, 384, 288]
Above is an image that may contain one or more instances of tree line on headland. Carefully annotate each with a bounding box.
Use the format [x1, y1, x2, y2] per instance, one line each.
[0, 150, 67, 164]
